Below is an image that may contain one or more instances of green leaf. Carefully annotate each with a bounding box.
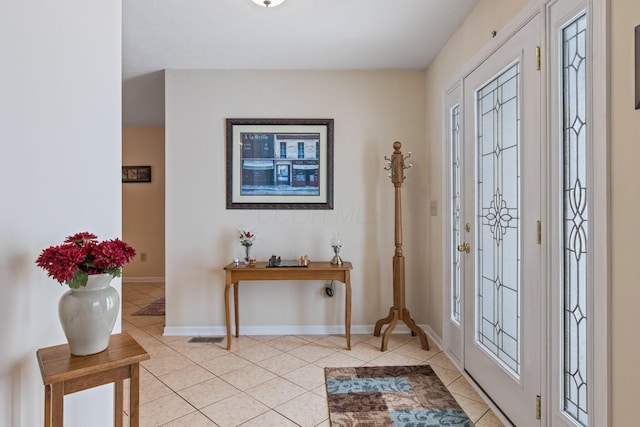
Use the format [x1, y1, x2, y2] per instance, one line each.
[67, 270, 88, 289]
[105, 267, 121, 278]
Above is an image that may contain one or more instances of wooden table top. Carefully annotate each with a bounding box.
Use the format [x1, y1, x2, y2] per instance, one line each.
[36, 332, 150, 385]
[224, 261, 353, 271]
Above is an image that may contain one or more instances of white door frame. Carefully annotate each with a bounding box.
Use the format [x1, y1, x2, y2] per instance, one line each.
[440, 0, 609, 425]
[442, 82, 463, 369]
[544, 0, 610, 425]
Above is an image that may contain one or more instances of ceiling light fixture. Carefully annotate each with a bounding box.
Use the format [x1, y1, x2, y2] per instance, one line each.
[252, 0, 285, 7]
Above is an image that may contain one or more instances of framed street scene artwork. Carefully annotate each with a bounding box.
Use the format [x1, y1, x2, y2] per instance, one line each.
[226, 118, 334, 209]
[122, 166, 151, 183]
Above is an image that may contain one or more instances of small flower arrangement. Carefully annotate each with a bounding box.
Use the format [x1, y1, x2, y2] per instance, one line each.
[36, 232, 136, 289]
[238, 229, 256, 247]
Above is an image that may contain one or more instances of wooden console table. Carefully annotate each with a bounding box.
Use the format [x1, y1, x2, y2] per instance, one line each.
[36, 332, 150, 427]
[223, 261, 353, 350]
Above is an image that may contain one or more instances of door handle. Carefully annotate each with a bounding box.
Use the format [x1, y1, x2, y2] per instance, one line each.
[457, 243, 470, 254]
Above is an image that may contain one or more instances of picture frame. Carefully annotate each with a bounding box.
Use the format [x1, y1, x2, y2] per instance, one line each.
[226, 118, 334, 210]
[122, 166, 151, 183]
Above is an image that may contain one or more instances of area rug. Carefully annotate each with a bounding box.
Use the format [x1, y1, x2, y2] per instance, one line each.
[132, 297, 165, 316]
[325, 365, 473, 427]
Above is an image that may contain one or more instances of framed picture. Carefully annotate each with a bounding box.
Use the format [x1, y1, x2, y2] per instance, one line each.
[226, 118, 334, 209]
[122, 166, 151, 183]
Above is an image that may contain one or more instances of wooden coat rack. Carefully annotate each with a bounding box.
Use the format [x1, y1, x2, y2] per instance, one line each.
[373, 141, 429, 352]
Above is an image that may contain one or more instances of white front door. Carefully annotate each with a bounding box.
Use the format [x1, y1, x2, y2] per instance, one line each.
[460, 14, 541, 427]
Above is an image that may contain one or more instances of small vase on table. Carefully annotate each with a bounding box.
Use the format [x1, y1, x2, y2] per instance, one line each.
[244, 243, 252, 264]
[58, 273, 120, 356]
[35, 231, 136, 356]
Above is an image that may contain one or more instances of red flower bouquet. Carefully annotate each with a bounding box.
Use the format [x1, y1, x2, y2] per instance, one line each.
[36, 232, 136, 289]
[239, 229, 256, 247]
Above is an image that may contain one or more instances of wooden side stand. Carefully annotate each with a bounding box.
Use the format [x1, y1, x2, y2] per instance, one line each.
[373, 141, 429, 352]
[36, 332, 150, 427]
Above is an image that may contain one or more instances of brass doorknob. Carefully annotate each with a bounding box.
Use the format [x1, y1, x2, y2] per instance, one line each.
[457, 243, 470, 254]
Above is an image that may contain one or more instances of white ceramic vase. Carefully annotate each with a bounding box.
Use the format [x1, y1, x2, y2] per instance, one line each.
[58, 273, 120, 356]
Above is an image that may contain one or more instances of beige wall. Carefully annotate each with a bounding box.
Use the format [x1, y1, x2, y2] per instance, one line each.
[164, 70, 428, 332]
[425, 0, 640, 424]
[134, 1, 640, 420]
[122, 127, 166, 279]
[610, 0, 640, 424]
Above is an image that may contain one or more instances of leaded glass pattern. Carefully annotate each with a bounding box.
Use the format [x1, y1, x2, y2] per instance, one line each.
[451, 104, 461, 324]
[476, 63, 521, 376]
[562, 13, 588, 426]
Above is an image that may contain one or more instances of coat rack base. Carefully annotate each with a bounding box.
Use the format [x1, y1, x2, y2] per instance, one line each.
[374, 307, 429, 352]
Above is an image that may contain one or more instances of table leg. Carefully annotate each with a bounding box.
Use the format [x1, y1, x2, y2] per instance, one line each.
[130, 363, 141, 427]
[225, 280, 232, 350]
[233, 282, 239, 338]
[44, 384, 51, 427]
[345, 273, 351, 350]
[114, 379, 123, 427]
[51, 382, 63, 427]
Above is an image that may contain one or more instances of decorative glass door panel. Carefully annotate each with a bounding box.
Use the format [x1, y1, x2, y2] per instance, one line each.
[548, 2, 597, 424]
[462, 15, 541, 426]
[451, 104, 462, 325]
[476, 62, 521, 376]
[562, 12, 588, 426]
[445, 82, 464, 366]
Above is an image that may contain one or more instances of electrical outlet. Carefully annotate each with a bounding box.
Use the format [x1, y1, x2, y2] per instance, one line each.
[140, 252, 147, 262]
[430, 201, 438, 216]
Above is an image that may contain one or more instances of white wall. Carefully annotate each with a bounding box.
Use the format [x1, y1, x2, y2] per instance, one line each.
[0, 0, 122, 426]
[165, 70, 429, 334]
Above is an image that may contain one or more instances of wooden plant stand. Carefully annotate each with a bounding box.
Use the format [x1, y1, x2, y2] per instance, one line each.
[373, 141, 429, 352]
[36, 332, 150, 427]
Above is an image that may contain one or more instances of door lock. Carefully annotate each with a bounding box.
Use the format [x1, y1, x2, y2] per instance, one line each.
[457, 243, 470, 254]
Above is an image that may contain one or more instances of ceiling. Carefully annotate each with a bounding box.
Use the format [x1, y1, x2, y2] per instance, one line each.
[122, 0, 479, 126]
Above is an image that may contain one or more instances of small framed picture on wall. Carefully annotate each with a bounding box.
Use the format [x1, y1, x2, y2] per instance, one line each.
[122, 166, 151, 183]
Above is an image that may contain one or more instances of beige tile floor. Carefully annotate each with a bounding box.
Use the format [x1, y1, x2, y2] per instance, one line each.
[122, 282, 505, 427]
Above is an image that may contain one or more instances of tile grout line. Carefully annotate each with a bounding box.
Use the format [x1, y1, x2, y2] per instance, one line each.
[123, 281, 503, 427]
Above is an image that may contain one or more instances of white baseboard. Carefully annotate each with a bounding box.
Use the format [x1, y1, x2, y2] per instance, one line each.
[122, 277, 165, 283]
[164, 323, 441, 348]
[421, 324, 443, 351]
[163, 325, 227, 337]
